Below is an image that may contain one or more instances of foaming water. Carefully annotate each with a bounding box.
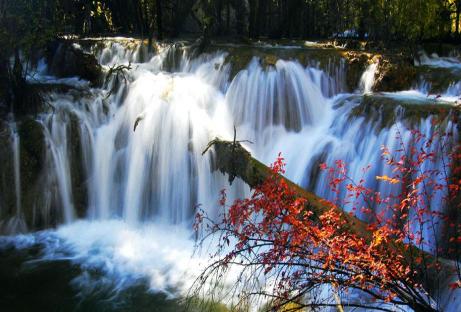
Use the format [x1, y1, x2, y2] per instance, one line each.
[416, 51, 461, 69]
[359, 62, 378, 94]
[414, 51, 461, 99]
[384, 90, 460, 104]
[54, 220, 204, 296]
[0, 219, 214, 309]
[0, 121, 27, 234]
[3, 39, 461, 309]
[11, 123, 21, 218]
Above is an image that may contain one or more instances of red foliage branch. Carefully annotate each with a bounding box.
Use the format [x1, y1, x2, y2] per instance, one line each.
[193, 126, 460, 312]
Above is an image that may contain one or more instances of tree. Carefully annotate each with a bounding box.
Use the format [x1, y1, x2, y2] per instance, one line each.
[193, 124, 461, 311]
[0, 0, 59, 115]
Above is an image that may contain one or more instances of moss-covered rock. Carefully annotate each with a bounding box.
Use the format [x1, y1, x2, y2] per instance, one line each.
[340, 51, 374, 91]
[415, 65, 461, 94]
[212, 44, 346, 81]
[348, 94, 459, 130]
[373, 55, 417, 92]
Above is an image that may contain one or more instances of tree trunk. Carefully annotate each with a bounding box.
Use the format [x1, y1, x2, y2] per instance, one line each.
[456, 6, 460, 37]
[156, 0, 163, 40]
[171, 0, 195, 37]
[256, 0, 266, 37]
[216, 0, 223, 35]
[204, 138, 458, 298]
[248, 0, 257, 38]
[226, 0, 230, 33]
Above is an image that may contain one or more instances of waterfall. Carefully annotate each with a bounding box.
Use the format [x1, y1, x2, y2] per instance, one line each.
[10, 38, 460, 250]
[416, 51, 461, 69]
[25, 40, 244, 226]
[415, 50, 461, 100]
[2, 39, 460, 310]
[11, 124, 21, 217]
[359, 62, 378, 94]
[75, 40, 457, 248]
[2, 121, 27, 233]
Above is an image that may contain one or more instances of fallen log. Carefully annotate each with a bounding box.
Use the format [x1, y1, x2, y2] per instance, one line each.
[204, 138, 376, 239]
[204, 138, 458, 301]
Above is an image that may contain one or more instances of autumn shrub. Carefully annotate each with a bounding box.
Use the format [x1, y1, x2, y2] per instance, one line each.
[193, 123, 460, 312]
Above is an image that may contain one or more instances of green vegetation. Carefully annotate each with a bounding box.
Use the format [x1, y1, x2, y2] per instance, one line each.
[2, 1, 461, 52]
[1, 1, 461, 88]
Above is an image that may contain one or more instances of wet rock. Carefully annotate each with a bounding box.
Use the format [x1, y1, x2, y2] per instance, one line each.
[415, 66, 461, 94]
[349, 94, 458, 130]
[47, 40, 102, 87]
[218, 43, 345, 80]
[373, 55, 417, 92]
[0, 245, 82, 312]
[18, 118, 46, 228]
[18, 118, 45, 191]
[0, 121, 15, 226]
[69, 114, 88, 218]
[262, 54, 278, 67]
[341, 51, 374, 91]
[420, 42, 461, 58]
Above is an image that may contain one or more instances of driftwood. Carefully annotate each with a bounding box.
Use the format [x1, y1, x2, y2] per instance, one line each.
[203, 138, 458, 298]
[104, 63, 132, 99]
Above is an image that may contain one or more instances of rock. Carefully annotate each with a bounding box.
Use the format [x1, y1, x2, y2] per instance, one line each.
[69, 114, 88, 218]
[204, 138, 458, 297]
[338, 47, 419, 93]
[373, 55, 417, 92]
[0, 121, 16, 227]
[262, 54, 278, 67]
[348, 94, 459, 130]
[415, 66, 461, 94]
[420, 42, 461, 57]
[18, 118, 46, 228]
[47, 40, 102, 87]
[341, 51, 374, 91]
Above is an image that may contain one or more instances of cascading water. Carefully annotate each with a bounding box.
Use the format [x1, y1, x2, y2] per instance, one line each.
[359, 62, 378, 94]
[1, 39, 460, 310]
[0, 121, 27, 234]
[12, 123, 21, 219]
[416, 51, 461, 69]
[413, 50, 461, 102]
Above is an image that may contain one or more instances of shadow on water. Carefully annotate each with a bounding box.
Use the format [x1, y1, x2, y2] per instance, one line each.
[0, 244, 184, 312]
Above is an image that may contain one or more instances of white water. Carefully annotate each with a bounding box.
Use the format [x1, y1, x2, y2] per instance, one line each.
[416, 51, 461, 69]
[0, 121, 27, 234]
[12, 123, 21, 217]
[415, 51, 461, 102]
[2, 40, 460, 310]
[359, 62, 378, 94]
[3, 220, 206, 296]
